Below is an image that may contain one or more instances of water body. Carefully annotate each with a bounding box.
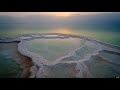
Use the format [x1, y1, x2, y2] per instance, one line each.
[0, 24, 120, 78]
[0, 43, 33, 78]
[37, 63, 77, 78]
[3, 34, 119, 78]
[61, 41, 99, 62]
[0, 34, 120, 78]
[0, 24, 120, 46]
[27, 38, 83, 62]
[85, 50, 120, 78]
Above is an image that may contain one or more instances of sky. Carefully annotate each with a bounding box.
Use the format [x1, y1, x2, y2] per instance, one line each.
[0, 12, 111, 17]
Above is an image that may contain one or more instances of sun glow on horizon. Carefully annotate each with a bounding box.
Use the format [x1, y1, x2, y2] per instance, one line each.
[44, 12, 76, 17]
[51, 29, 75, 34]
[0, 12, 106, 17]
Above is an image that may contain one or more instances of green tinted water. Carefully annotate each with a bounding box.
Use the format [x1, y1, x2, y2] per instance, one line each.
[0, 27, 119, 46]
[0, 43, 32, 78]
[27, 38, 83, 61]
[0, 43, 22, 78]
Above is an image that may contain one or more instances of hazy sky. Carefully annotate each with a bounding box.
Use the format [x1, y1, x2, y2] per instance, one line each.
[0, 12, 111, 17]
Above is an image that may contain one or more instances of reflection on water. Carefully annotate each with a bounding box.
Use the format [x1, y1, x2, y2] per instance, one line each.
[0, 28, 119, 46]
[27, 38, 83, 61]
[51, 29, 75, 34]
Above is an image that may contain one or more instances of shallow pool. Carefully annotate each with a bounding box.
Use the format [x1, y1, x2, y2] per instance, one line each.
[27, 38, 84, 62]
[40, 63, 77, 78]
[85, 50, 120, 78]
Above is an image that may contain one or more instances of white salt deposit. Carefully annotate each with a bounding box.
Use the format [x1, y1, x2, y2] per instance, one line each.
[1, 33, 120, 78]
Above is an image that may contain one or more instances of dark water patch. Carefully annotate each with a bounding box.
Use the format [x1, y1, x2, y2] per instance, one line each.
[85, 55, 120, 78]
[99, 50, 120, 64]
[100, 50, 120, 55]
[0, 42, 33, 78]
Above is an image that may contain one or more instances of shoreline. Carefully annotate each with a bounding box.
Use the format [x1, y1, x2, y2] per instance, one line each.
[16, 51, 34, 78]
[0, 42, 34, 78]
